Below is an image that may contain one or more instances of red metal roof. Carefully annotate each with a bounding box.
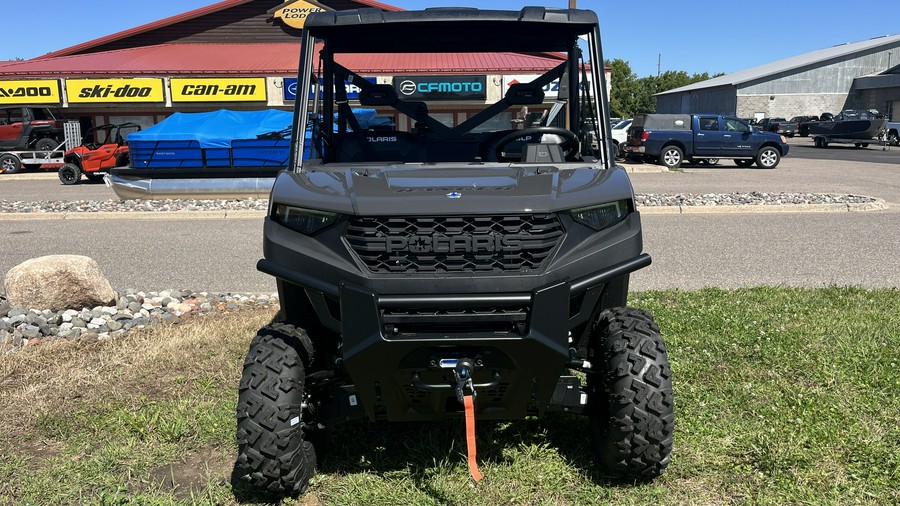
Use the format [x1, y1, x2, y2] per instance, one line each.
[0, 44, 564, 77]
[2, 44, 301, 77]
[1, 1, 573, 79]
[36, 0, 402, 61]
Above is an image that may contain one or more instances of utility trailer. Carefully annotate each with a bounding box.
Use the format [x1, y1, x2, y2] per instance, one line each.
[0, 122, 81, 174]
[812, 134, 879, 149]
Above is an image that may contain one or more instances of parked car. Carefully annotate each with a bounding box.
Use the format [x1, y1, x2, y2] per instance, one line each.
[610, 118, 632, 158]
[756, 117, 797, 137]
[791, 115, 820, 137]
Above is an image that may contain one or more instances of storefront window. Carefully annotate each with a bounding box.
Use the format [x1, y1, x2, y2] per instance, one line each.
[107, 115, 157, 134]
[469, 112, 513, 133]
[398, 112, 454, 130]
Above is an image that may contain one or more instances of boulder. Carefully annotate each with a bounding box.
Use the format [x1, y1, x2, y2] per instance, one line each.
[3, 255, 117, 312]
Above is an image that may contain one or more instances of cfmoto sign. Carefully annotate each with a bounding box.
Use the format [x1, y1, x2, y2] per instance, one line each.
[399, 80, 417, 96]
[392, 76, 486, 100]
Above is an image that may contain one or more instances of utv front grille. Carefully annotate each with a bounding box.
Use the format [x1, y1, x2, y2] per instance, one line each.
[346, 214, 564, 273]
[382, 306, 529, 336]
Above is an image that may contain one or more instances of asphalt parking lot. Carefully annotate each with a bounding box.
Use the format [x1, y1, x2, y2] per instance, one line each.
[623, 136, 900, 205]
[0, 147, 898, 292]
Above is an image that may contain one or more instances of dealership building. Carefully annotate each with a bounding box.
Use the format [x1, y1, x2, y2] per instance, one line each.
[656, 34, 900, 121]
[0, 0, 609, 135]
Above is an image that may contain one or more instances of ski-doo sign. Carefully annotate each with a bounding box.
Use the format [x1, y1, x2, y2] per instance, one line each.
[67, 79, 164, 103]
[0, 80, 60, 104]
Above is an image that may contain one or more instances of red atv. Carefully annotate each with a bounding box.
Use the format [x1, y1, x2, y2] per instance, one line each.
[58, 123, 141, 185]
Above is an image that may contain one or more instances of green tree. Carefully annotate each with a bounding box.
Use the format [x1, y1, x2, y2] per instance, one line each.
[608, 65, 726, 116]
[604, 58, 640, 118]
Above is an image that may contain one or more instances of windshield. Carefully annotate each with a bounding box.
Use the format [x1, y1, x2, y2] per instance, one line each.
[294, 11, 609, 169]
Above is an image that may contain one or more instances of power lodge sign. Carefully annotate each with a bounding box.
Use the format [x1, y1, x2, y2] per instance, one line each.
[269, 0, 331, 31]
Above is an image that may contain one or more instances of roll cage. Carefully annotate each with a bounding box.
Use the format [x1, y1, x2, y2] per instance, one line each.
[291, 7, 614, 170]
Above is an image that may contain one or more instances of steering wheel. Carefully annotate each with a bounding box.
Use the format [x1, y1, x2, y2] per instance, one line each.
[490, 126, 579, 162]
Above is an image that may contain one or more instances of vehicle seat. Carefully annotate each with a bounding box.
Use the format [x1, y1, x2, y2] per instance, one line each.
[333, 131, 422, 163]
[358, 84, 398, 107]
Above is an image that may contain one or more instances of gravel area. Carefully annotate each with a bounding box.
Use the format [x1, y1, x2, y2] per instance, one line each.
[0, 289, 278, 351]
[635, 192, 878, 206]
[0, 193, 879, 214]
[0, 198, 269, 214]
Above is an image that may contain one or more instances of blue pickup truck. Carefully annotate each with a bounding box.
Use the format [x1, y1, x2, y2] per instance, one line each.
[625, 114, 790, 169]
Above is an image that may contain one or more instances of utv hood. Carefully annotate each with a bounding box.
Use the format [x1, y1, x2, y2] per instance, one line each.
[270, 164, 634, 215]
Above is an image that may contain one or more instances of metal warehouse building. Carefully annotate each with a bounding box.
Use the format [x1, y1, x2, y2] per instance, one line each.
[656, 34, 900, 121]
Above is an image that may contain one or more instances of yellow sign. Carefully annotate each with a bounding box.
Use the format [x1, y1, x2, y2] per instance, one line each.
[170, 78, 267, 102]
[67, 78, 164, 103]
[269, 0, 331, 30]
[0, 80, 60, 104]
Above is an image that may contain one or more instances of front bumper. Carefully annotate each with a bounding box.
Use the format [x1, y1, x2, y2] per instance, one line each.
[258, 252, 650, 422]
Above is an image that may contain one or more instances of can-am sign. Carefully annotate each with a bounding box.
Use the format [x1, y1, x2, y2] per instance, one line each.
[392, 76, 486, 101]
[67, 79, 164, 103]
[171, 78, 267, 102]
[0, 80, 61, 105]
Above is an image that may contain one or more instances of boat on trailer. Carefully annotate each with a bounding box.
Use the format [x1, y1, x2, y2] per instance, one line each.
[807, 109, 887, 139]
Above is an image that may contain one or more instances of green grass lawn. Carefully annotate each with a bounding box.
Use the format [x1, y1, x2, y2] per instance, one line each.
[1, 287, 897, 505]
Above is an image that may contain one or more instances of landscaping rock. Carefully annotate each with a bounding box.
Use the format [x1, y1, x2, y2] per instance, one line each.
[4, 255, 116, 312]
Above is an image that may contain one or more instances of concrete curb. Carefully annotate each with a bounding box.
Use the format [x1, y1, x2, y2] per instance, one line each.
[639, 199, 889, 215]
[0, 171, 59, 181]
[0, 210, 266, 221]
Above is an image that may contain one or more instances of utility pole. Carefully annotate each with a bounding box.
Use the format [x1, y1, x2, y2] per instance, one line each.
[569, 0, 576, 8]
[657, 53, 661, 77]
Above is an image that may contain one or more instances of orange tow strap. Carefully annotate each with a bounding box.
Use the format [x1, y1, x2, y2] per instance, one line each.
[464, 394, 483, 482]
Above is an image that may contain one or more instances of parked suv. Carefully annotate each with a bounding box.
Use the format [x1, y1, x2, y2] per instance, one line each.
[0, 106, 67, 151]
[236, 6, 674, 497]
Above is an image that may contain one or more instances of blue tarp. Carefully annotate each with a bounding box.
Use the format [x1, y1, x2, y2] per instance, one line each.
[127, 109, 294, 149]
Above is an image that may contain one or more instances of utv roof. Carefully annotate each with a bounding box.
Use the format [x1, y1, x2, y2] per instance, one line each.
[304, 7, 598, 53]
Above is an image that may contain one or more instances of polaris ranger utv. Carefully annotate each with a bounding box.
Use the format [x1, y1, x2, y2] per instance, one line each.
[237, 6, 673, 496]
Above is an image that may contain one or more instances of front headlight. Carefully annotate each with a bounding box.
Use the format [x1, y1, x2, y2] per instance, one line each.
[272, 204, 338, 235]
[569, 199, 630, 231]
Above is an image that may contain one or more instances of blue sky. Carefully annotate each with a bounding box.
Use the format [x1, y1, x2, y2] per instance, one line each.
[4, 0, 897, 78]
